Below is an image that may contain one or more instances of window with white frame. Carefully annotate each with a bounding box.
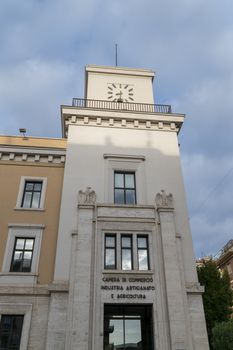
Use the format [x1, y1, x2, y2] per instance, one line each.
[10, 238, 35, 273]
[137, 236, 149, 270]
[1, 224, 44, 284]
[104, 233, 150, 271]
[121, 235, 133, 270]
[0, 304, 32, 350]
[103, 154, 146, 204]
[21, 181, 42, 208]
[0, 314, 24, 350]
[15, 177, 47, 210]
[104, 235, 116, 270]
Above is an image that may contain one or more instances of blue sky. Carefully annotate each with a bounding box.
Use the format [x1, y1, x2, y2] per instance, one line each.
[1, 0, 233, 257]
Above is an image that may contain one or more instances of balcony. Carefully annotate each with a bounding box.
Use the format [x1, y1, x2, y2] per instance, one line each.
[72, 98, 172, 114]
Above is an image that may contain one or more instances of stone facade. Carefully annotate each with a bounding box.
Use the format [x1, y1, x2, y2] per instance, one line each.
[0, 65, 209, 349]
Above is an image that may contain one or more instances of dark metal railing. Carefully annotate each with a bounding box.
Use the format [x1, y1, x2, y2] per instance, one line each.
[72, 98, 172, 114]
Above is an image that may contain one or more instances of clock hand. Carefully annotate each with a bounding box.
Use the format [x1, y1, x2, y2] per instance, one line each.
[117, 90, 123, 102]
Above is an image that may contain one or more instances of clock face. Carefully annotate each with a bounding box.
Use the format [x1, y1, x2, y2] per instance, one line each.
[107, 83, 134, 102]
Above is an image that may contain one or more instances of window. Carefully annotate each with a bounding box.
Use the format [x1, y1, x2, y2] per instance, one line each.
[0, 305, 32, 350]
[121, 236, 133, 270]
[0, 315, 24, 350]
[104, 154, 146, 204]
[104, 233, 150, 271]
[2, 224, 44, 285]
[137, 236, 149, 270]
[21, 181, 42, 208]
[15, 176, 47, 210]
[10, 238, 35, 273]
[114, 172, 136, 204]
[104, 305, 154, 350]
[105, 235, 116, 269]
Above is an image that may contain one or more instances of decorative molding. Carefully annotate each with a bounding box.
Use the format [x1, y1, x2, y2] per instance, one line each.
[0, 286, 50, 295]
[71, 230, 78, 236]
[103, 153, 145, 161]
[71, 115, 77, 123]
[0, 146, 66, 164]
[155, 190, 174, 209]
[63, 115, 180, 136]
[186, 282, 204, 294]
[158, 122, 163, 129]
[78, 187, 96, 205]
[175, 232, 182, 239]
[170, 122, 176, 130]
[48, 281, 69, 292]
[102, 270, 154, 275]
[8, 223, 45, 229]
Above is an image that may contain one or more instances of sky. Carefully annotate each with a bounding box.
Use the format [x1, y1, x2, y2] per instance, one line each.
[1, 0, 233, 258]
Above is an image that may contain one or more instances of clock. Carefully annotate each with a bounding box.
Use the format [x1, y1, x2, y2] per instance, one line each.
[107, 83, 134, 102]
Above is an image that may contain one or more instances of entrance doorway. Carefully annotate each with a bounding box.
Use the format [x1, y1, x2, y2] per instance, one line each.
[104, 304, 154, 350]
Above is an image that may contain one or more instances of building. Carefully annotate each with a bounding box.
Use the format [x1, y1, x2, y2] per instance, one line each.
[216, 239, 233, 289]
[0, 65, 209, 349]
[0, 136, 66, 349]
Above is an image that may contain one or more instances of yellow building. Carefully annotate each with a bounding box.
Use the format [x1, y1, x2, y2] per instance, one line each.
[216, 240, 233, 289]
[0, 135, 66, 349]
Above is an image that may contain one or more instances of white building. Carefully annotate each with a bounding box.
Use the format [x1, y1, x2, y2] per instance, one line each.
[48, 65, 209, 350]
[0, 64, 209, 350]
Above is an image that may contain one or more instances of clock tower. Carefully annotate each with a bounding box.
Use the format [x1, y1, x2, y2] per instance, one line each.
[85, 65, 155, 103]
[47, 65, 209, 350]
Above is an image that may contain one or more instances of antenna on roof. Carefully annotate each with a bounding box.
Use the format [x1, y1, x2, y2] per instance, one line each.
[115, 43, 118, 67]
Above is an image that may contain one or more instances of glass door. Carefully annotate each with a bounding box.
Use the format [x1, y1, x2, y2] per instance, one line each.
[104, 305, 154, 350]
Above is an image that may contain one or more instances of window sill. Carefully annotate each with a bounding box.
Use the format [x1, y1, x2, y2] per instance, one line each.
[103, 270, 154, 275]
[97, 203, 155, 209]
[14, 207, 45, 212]
[0, 272, 38, 285]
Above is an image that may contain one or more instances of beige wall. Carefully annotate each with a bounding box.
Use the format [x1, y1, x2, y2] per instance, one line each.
[0, 135, 67, 148]
[0, 161, 64, 284]
[85, 65, 155, 104]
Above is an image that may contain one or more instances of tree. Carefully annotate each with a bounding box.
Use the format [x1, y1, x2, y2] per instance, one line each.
[197, 259, 233, 348]
[212, 320, 233, 350]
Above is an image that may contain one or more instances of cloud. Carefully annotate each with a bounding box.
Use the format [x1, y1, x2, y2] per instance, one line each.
[177, 73, 233, 156]
[1, 0, 233, 257]
[191, 215, 233, 259]
[181, 152, 233, 256]
[0, 59, 82, 136]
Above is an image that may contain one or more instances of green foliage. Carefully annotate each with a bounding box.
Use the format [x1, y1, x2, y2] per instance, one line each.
[212, 320, 233, 350]
[197, 259, 233, 348]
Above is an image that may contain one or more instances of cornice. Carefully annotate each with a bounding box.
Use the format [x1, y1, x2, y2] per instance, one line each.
[85, 65, 155, 78]
[217, 249, 233, 267]
[61, 106, 184, 137]
[186, 282, 204, 294]
[0, 146, 66, 164]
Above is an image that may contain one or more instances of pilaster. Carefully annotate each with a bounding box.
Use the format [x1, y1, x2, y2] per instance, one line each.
[156, 190, 188, 350]
[45, 283, 69, 350]
[66, 187, 96, 350]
